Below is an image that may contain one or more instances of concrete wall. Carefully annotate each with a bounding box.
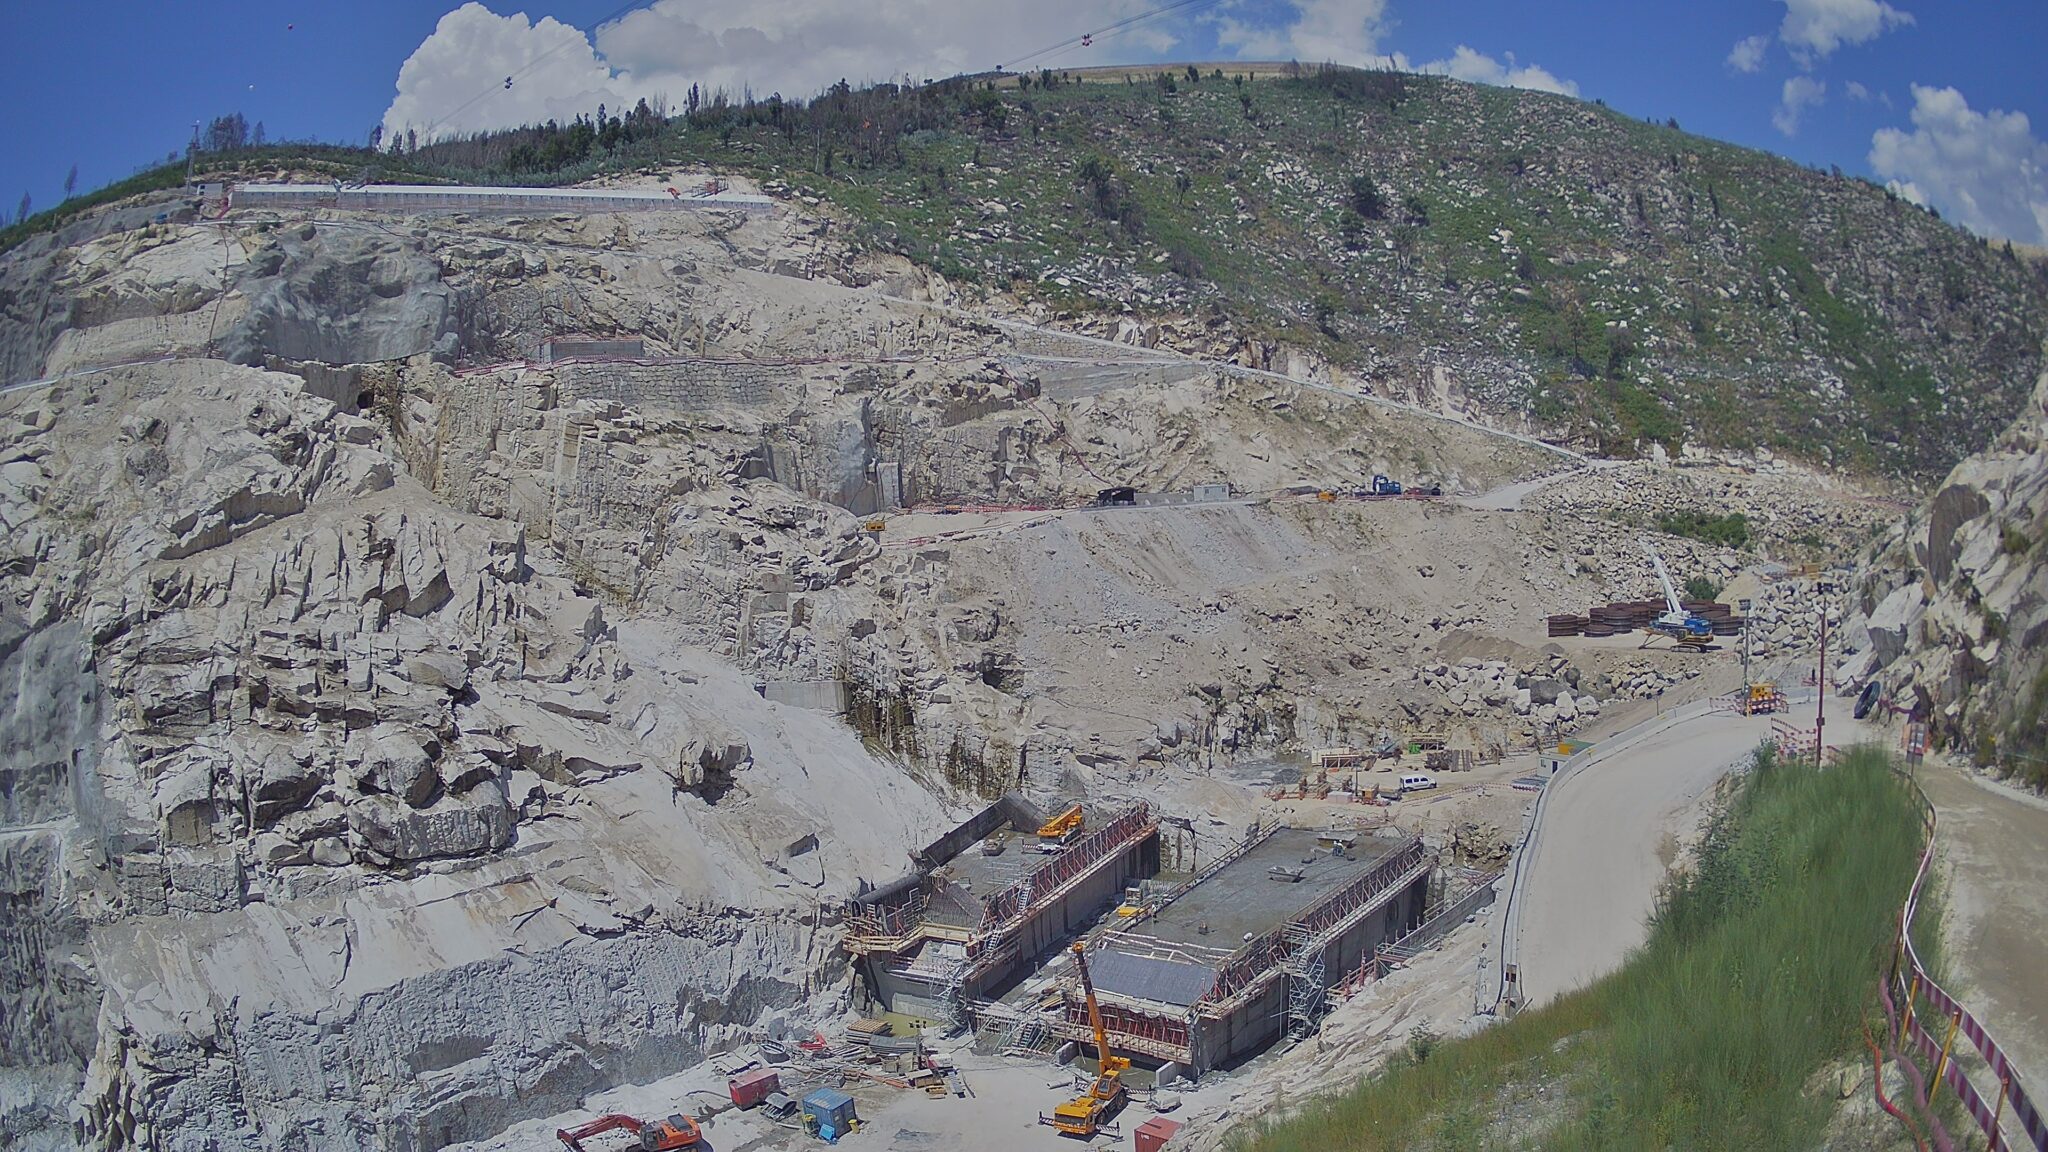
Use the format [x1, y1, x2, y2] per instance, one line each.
[996, 835, 1159, 979]
[1192, 869, 1428, 1072]
[559, 360, 788, 411]
[542, 339, 644, 362]
[757, 680, 849, 713]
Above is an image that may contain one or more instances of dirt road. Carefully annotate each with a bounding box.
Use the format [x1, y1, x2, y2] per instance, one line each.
[1513, 708, 1773, 1007]
[1914, 756, 2048, 1085]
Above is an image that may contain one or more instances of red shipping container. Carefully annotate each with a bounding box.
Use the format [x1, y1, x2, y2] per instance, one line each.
[728, 1067, 781, 1108]
[1135, 1116, 1182, 1152]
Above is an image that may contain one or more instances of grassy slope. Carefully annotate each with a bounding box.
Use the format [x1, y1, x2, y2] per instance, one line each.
[1245, 745, 1924, 1152]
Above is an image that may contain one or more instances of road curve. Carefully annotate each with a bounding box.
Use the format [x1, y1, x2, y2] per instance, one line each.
[1514, 708, 1773, 1007]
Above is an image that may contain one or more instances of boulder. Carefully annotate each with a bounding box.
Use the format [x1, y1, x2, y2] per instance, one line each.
[360, 726, 440, 809]
[248, 747, 322, 825]
[405, 650, 471, 693]
[347, 789, 514, 863]
[1865, 584, 1926, 668]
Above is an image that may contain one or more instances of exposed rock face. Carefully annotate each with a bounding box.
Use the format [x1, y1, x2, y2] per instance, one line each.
[0, 346, 949, 1150]
[1848, 349, 2048, 779]
[219, 224, 459, 368]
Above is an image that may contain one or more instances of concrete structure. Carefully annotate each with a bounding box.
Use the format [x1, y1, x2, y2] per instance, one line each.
[540, 336, 645, 362]
[1048, 826, 1429, 1073]
[845, 795, 1160, 1023]
[226, 182, 773, 214]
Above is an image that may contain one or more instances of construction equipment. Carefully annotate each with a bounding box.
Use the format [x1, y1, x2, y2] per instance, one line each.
[556, 1112, 701, 1152]
[1368, 474, 1402, 496]
[1041, 943, 1130, 1138]
[1037, 803, 1085, 842]
[1638, 539, 1714, 649]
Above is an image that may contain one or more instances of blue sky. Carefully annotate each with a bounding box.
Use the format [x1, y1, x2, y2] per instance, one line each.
[4, 1, 2045, 243]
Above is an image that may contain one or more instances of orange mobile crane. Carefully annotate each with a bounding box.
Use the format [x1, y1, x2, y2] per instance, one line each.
[1040, 942, 1131, 1138]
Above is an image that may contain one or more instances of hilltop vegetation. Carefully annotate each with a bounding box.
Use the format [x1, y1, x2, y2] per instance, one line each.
[20, 65, 2048, 479]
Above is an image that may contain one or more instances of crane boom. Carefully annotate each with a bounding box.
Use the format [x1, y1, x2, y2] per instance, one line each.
[1073, 942, 1111, 1069]
[1639, 538, 1685, 616]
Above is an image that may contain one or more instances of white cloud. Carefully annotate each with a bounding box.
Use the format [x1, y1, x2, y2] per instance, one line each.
[1773, 75, 1826, 136]
[1779, 0, 1912, 62]
[1726, 34, 1771, 73]
[1869, 84, 2048, 245]
[384, 0, 1186, 141]
[1845, 80, 1870, 101]
[384, 4, 634, 139]
[1213, 0, 1391, 64]
[1413, 45, 1577, 97]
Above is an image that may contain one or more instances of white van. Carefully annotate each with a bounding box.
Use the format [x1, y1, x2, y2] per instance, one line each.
[1399, 773, 1438, 793]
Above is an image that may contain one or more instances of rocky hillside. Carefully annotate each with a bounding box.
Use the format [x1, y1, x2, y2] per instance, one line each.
[20, 70, 2043, 480]
[1848, 343, 2048, 787]
[0, 157, 1969, 1149]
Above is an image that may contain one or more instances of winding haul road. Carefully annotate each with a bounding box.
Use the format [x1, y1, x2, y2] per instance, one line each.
[1513, 707, 1773, 1007]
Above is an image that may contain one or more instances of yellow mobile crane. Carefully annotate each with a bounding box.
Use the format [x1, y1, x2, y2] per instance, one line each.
[1040, 942, 1130, 1138]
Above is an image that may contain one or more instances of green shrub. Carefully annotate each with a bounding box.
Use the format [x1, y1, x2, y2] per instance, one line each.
[1657, 509, 1751, 549]
[1683, 575, 1723, 602]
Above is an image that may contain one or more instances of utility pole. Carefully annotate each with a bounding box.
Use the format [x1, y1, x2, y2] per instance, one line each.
[1814, 582, 1834, 768]
[1738, 597, 1752, 693]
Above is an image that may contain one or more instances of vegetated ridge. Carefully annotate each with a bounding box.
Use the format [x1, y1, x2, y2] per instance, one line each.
[23, 64, 2046, 482]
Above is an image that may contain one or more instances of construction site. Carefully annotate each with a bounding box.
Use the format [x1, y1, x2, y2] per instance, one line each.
[844, 796, 1162, 1026]
[7, 143, 2044, 1152]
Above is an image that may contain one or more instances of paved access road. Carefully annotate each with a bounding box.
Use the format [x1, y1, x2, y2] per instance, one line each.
[1515, 708, 1772, 1007]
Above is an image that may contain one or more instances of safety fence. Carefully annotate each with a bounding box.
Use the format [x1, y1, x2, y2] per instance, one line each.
[1885, 766, 2047, 1151]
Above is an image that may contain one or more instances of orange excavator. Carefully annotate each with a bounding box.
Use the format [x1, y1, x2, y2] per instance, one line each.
[556, 1112, 701, 1151]
[1040, 942, 1130, 1138]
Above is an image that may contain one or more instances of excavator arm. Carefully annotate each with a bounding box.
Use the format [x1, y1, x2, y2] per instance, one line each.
[558, 1115, 641, 1152]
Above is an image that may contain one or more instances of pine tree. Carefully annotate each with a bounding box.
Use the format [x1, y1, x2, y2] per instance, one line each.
[253, 121, 266, 146]
[15, 192, 29, 226]
[63, 165, 77, 199]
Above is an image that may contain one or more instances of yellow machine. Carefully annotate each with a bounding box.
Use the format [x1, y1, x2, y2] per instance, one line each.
[1037, 803, 1085, 842]
[1041, 943, 1130, 1138]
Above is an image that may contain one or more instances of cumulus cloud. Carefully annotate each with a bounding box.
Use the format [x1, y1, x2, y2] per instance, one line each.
[384, 5, 634, 139]
[1772, 75, 1826, 136]
[1213, 0, 1391, 64]
[384, 0, 1185, 140]
[1845, 80, 1869, 101]
[1779, 0, 1912, 62]
[1726, 34, 1771, 73]
[1412, 46, 1578, 97]
[1869, 84, 2048, 245]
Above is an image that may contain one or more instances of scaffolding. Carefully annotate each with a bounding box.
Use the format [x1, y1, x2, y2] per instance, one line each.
[1282, 922, 1326, 1041]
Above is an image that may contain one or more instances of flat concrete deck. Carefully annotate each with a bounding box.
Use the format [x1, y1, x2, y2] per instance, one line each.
[1141, 829, 1392, 947]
